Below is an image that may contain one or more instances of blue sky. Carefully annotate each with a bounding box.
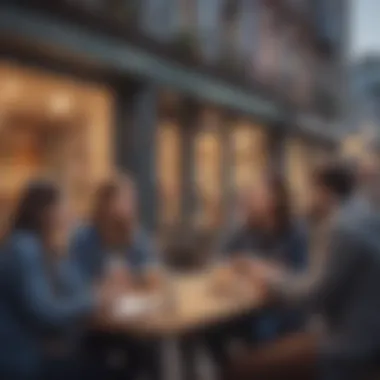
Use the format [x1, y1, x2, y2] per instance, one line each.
[351, 0, 380, 58]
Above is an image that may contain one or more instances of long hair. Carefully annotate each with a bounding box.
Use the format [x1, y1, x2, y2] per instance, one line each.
[314, 160, 355, 201]
[11, 180, 60, 236]
[91, 174, 136, 230]
[91, 179, 120, 229]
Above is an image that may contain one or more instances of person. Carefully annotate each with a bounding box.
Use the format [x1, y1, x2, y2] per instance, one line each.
[180, 175, 308, 379]
[353, 154, 380, 210]
[70, 174, 162, 380]
[227, 160, 380, 380]
[0, 180, 112, 380]
[226, 175, 308, 338]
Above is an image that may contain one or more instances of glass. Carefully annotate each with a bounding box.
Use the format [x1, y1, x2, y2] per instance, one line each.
[193, 112, 222, 230]
[157, 121, 182, 228]
[232, 123, 254, 191]
[286, 138, 310, 214]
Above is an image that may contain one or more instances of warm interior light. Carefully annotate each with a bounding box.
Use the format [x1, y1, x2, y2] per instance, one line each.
[0, 80, 20, 102]
[49, 94, 72, 115]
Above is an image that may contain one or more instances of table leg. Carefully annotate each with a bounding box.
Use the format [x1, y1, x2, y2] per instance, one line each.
[161, 337, 183, 380]
[172, 333, 217, 380]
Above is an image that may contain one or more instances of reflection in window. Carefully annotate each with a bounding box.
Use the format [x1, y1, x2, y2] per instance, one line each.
[179, 0, 198, 31]
[222, 0, 240, 57]
[157, 121, 181, 228]
[257, 6, 277, 83]
[193, 115, 221, 230]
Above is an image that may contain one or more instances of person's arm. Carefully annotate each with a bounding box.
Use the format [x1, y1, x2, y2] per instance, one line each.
[13, 236, 96, 330]
[270, 224, 364, 309]
[68, 229, 95, 286]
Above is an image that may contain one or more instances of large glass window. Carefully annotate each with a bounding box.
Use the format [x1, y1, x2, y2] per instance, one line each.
[231, 122, 268, 194]
[222, 0, 240, 52]
[285, 138, 311, 214]
[157, 120, 182, 229]
[192, 111, 222, 231]
[178, 0, 198, 31]
[257, 5, 277, 83]
[0, 62, 113, 230]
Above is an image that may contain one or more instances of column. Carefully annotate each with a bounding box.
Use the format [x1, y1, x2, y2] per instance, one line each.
[268, 124, 287, 177]
[115, 84, 158, 232]
[221, 112, 236, 227]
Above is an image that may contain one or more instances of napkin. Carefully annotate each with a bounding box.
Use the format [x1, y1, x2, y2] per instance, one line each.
[113, 295, 160, 319]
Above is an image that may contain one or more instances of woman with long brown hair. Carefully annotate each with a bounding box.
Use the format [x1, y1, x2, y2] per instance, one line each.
[0, 179, 110, 380]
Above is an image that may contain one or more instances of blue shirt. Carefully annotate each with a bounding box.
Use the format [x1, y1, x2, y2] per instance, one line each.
[222, 222, 309, 341]
[70, 225, 159, 285]
[0, 231, 94, 378]
[222, 222, 308, 270]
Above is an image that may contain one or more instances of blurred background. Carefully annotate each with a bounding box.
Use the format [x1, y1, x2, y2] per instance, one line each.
[0, 0, 375, 250]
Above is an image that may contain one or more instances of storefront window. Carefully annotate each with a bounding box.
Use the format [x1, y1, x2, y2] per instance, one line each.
[257, 5, 277, 84]
[157, 121, 182, 229]
[193, 111, 222, 231]
[231, 122, 268, 195]
[286, 138, 311, 214]
[179, 0, 198, 31]
[0, 62, 113, 226]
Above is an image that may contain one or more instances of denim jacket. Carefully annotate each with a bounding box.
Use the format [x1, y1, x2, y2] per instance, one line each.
[0, 231, 94, 378]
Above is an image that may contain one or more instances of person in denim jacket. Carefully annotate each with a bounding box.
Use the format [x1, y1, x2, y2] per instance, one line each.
[0, 180, 111, 380]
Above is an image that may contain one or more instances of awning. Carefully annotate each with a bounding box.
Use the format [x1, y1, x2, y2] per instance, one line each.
[0, 5, 284, 124]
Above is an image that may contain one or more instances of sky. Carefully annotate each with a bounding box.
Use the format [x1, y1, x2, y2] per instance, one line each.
[350, 0, 380, 58]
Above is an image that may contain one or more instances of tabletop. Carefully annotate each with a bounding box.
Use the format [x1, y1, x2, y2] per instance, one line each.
[94, 265, 267, 337]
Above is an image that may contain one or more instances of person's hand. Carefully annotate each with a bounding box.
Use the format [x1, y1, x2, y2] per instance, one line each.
[247, 258, 286, 288]
[231, 254, 255, 276]
[104, 265, 133, 292]
[139, 269, 165, 292]
[211, 264, 239, 296]
[95, 277, 126, 314]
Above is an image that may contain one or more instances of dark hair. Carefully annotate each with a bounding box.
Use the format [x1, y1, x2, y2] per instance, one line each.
[91, 179, 119, 227]
[12, 180, 60, 235]
[266, 174, 292, 235]
[314, 161, 355, 200]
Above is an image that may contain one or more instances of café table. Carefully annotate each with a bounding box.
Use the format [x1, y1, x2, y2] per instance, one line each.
[93, 266, 267, 380]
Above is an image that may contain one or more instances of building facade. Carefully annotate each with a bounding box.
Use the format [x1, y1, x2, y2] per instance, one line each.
[349, 56, 380, 136]
[0, 0, 347, 242]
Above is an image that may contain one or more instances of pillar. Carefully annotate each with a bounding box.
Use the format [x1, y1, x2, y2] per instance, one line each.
[115, 84, 158, 232]
[221, 112, 236, 228]
[268, 125, 287, 177]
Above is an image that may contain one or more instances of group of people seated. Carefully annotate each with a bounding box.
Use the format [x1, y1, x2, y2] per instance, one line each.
[1, 157, 380, 380]
[0, 176, 162, 380]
